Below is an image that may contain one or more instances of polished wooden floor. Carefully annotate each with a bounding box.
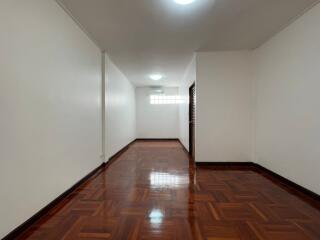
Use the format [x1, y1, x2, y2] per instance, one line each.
[17, 140, 320, 239]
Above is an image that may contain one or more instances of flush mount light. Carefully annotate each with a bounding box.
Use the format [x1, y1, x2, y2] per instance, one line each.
[149, 74, 163, 81]
[174, 0, 195, 5]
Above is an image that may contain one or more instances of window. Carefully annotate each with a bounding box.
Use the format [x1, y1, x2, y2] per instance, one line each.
[150, 95, 183, 105]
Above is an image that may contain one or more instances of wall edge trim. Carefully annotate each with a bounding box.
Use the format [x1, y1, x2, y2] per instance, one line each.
[3, 162, 106, 240]
[196, 161, 320, 209]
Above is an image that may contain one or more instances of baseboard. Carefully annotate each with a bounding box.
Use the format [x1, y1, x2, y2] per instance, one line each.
[196, 161, 320, 209]
[177, 139, 189, 153]
[252, 163, 320, 209]
[4, 140, 137, 239]
[196, 162, 254, 166]
[107, 139, 136, 163]
[5, 146, 320, 239]
[196, 162, 254, 170]
[3, 162, 106, 240]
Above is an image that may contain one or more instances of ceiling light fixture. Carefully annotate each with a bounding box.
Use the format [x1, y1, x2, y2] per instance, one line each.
[149, 74, 163, 81]
[174, 0, 195, 5]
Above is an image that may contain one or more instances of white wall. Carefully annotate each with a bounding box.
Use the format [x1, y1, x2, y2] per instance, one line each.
[0, 0, 102, 238]
[136, 87, 179, 139]
[188, 3, 320, 194]
[196, 51, 254, 162]
[179, 56, 196, 150]
[254, 3, 320, 195]
[105, 55, 136, 159]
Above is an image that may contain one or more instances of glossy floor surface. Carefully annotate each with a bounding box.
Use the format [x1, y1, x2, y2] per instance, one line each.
[18, 141, 320, 239]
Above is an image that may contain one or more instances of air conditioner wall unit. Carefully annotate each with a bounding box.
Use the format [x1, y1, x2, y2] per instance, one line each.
[149, 86, 164, 95]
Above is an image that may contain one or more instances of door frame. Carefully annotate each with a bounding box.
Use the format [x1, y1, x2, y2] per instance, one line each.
[189, 82, 195, 161]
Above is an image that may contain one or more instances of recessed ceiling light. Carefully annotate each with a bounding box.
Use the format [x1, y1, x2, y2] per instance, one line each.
[174, 0, 195, 5]
[149, 74, 163, 81]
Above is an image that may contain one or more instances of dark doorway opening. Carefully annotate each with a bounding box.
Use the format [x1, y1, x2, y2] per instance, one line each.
[189, 83, 195, 161]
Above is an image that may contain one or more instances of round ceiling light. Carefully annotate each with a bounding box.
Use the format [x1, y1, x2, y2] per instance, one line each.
[174, 0, 195, 5]
[149, 74, 163, 81]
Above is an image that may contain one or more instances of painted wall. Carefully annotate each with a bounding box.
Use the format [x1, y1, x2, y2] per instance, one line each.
[105, 55, 136, 159]
[196, 51, 254, 162]
[136, 87, 179, 139]
[179, 56, 196, 150]
[254, 3, 320, 195]
[0, 0, 102, 238]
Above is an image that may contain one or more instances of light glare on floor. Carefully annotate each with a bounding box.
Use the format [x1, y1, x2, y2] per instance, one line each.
[149, 171, 189, 188]
[174, 0, 195, 5]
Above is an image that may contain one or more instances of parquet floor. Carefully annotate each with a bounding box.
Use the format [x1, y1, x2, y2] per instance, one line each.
[17, 140, 320, 239]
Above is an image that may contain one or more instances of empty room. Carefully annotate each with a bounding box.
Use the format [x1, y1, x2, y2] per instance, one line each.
[1, 0, 320, 239]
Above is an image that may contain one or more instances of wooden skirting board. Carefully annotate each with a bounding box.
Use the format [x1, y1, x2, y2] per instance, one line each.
[2, 162, 106, 240]
[3, 140, 135, 239]
[3, 139, 320, 239]
[196, 161, 320, 209]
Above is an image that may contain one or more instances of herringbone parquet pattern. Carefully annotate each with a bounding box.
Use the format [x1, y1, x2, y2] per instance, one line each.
[17, 140, 320, 239]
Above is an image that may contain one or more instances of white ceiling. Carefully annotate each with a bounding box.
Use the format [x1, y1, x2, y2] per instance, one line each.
[58, 0, 318, 86]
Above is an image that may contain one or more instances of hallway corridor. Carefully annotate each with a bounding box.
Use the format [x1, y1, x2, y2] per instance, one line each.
[17, 141, 320, 239]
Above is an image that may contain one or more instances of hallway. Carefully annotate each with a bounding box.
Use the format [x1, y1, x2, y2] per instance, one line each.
[17, 140, 320, 240]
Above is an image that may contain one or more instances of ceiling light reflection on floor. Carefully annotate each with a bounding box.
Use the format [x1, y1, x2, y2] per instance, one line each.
[174, 0, 195, 5]
[149, 171, 189, 188]
[149, 209, 164, 226]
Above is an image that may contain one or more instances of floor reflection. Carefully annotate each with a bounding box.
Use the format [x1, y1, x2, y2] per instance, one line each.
[149, 171, 190, 188]
[149, 209, 164, 227]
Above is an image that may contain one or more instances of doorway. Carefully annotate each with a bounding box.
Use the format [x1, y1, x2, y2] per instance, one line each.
[189, 83, 195, 161]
